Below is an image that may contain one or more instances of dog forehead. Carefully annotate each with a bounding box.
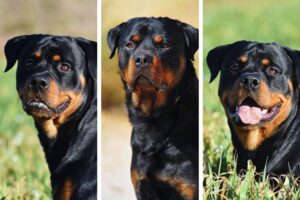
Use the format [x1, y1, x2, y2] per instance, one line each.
[21, 36, 83, 60]
[38, 37, 78, 52]
[224, 42, 288, 63]
[120, 18, 180, 41]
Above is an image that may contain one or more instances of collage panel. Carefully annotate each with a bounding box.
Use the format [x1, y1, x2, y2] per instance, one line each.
[0, 0, 96, 199]
[204, 0, 300, 199]
[102, 0, 199, 199]
[4, 0, 300, 199]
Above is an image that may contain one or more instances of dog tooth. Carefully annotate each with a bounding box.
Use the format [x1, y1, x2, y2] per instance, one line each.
[262, 109, 268, 114]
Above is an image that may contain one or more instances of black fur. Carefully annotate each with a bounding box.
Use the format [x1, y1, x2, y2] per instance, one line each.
[207, 41, 300, 176]
[4, 34, 97, 199]
[108, 17, 199, 199]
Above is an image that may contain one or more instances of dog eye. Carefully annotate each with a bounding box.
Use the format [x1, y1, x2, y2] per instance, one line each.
[58, 63, 71, 72]
[229, 64, 239, 72]
[125, 42, 135, 49]
[266, 67, 280, 76]
[24, 60, 34, 68]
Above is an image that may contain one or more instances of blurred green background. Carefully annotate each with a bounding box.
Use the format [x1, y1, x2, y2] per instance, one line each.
[204, 0, 300, 198]
[0, 0, 95, 198]
[101, 0, 198, 199]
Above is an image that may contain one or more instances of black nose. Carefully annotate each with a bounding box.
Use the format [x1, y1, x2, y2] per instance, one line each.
[29, 75, 50, 91]
[134, 54, 152, 68]
[240, 73, 261, 90]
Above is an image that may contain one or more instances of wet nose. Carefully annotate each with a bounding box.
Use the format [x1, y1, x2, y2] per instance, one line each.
[240, 73, 261, 90]
[29, 75, 50, 91]
[134, 54, 153, 68]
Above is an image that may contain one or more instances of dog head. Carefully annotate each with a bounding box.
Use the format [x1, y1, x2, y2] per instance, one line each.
[4, 34, 97, 138]
[207, 41, 300, 150]
[107, 17, 198, 115]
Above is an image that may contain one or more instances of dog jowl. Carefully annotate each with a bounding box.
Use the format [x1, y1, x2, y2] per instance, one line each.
[108, 17, 199, 200]
[207, 41, 300, 175]
[4, 34, 97, 199]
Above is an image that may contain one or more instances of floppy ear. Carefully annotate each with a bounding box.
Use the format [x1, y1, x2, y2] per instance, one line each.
[176, 21, 199, 61]
[76, 38, 97, 81]
[283, 47, 300, 84]
[206, 41, 247, 83]
[107, 22, 125, 59]
[4, 35, 32, 72]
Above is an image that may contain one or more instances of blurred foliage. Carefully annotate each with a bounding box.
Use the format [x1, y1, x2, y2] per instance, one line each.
[0, 0, 96, 198]
[101, 0, 199, 109]
[204, 0, 300, 199]
[0, 0, 96, 40]
[0, 66, 51, 198]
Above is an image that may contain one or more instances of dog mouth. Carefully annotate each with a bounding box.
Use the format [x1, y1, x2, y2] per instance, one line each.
[129, 75, 167, 93]
[135, 75, 153, 87]
[23, 98, 70, 118]
[227, 97, 281, 126]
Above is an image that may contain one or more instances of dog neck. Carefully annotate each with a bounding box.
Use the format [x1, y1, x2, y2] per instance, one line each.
[129, 62, 198, 156]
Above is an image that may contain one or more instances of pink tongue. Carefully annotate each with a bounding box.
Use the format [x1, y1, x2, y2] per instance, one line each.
[237, 105, 262, 125]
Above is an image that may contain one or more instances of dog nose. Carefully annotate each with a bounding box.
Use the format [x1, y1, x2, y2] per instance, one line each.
[240, 73, 261, 90]
[134, 54, 152, 68]
[29, 75, 50, 91]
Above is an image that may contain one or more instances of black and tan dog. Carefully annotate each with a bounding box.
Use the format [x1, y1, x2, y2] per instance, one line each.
[207, 41, 300, 176]
[108, 17, 199, 200]
[4, 34, 97, 199]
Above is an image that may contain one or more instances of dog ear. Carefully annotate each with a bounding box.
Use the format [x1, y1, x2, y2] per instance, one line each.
[4, 35, 31, 72]
[76, 38, 97, 81]
[206, 41, 246, 83]
[283, 47, 300, 84]
[107, 22, 125, 59]
[176, 21, 199, 61]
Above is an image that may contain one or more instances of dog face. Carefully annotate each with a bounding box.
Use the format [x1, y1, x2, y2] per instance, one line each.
[108, 17, 198, 115]
[207, 41, 300, 150]
[4, 34, 96, 136]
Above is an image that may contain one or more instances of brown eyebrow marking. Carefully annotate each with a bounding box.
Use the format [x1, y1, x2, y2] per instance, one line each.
[238, 55, 248, 63]
[33, 51, 41, 58]
[153, 36, 163, 43]
[131, 35, 141, 42]
[52, 54, 61, 62]
[262, 58, 270, 65]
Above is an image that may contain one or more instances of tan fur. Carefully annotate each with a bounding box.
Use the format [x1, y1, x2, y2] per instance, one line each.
[153, 36, 163, 43]
[239, 55, 248, 63]
[131, 169, 146, 191]
[33, 51, 41, 58]
[222, 80, 292, 150]
[79, 74, 86, 88]
[54, 178, 73, 200]
[120, 54, 185, 115]
[53, 91, 83, 126]
[36, 119, 57, 138]
[262, 58, 270, 65]
[19, 79, 84, 138]
[53, 54, 61, 62]
[156, 174, 196, 200]
[132, 35, 141, 43]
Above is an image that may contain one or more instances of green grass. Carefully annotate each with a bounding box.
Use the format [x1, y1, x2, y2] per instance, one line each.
[0, 61, 50, 199]
[204, 0, 300, 198]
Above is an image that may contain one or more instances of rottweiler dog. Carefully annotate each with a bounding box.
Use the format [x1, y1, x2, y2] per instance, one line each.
[207, 41, 300, 176]
[107, 17, 199, 200]
[4, 34, 97, 199]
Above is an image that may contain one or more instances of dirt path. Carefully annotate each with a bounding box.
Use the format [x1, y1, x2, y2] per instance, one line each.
[101, 109, 135, 200]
